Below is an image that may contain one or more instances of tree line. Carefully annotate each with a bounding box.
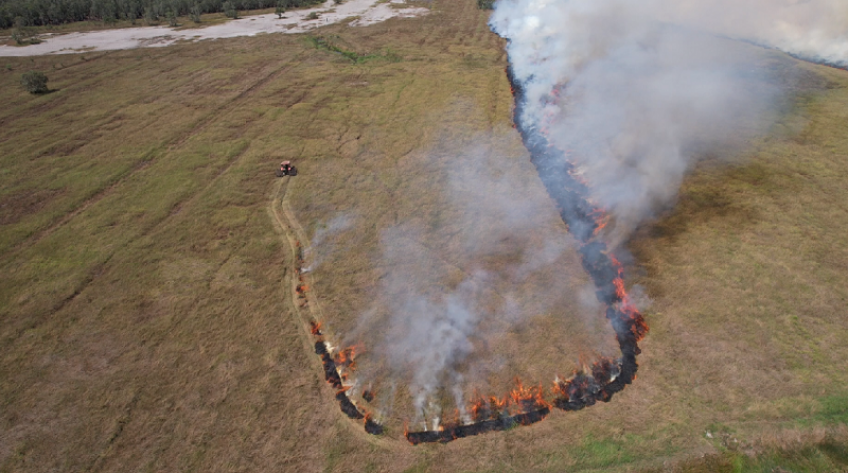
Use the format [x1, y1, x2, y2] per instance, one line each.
[0, 0, 324, 29]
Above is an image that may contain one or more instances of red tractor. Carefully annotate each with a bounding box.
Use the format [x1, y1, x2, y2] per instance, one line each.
[276, 160, 298, 177]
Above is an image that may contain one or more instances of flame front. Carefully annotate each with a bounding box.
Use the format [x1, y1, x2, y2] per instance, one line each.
[405, 63, 650, 445]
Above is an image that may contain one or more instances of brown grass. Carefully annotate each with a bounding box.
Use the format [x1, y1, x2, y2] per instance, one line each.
[1, 1, 848, 471]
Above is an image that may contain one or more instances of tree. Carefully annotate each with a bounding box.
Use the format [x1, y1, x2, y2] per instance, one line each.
[222, 1, 237, 18]
[90, 0, 118, 22]
[12, 17, 29, 45]
[190, 3, 202, 22]
[117, 0, 142, 24]
[11, 17, 43, 45]
[143, 6, 158, 24]
[275, 0, 287, 18]
[21, 71, 49, 94]
[166, 9, 177, 26]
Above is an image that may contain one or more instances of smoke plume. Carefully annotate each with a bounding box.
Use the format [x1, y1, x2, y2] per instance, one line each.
[303, 215, 353, 273]
[326, 0, 848, 431]
[350, 130, 616, 424]
[490, 0, 848, 244]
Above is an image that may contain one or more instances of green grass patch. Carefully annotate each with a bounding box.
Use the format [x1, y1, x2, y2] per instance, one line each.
[572, 435, 637, 469]
[305, 34, 401, 64]
[659, 441, 848, 473]
[814, 394, 848, 424]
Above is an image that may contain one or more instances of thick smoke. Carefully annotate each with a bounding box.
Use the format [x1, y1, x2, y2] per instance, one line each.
[490, 0, 848, 244]
[335, 0, 848, 426]
[376, 236, 484, 423]
[658, 0, 848, 66]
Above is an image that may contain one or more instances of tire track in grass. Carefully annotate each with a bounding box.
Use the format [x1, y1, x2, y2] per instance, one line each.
[268, 178, 326, 353]
[3, 153, 156, 258]
[1, 50, 261, 256]
[6, 52, 305, 259]
[2, 114, 282, 463]
[167, 51, 307, 151]
[3, 80, 283, 348]
[3, 129, 258, 346]
[0, 46, 187, 127]
[267, 177, 378, 438]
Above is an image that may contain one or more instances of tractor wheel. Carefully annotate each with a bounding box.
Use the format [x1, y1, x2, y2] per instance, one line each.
[289, 167, 298, 176]
[276, 169, 285, 177]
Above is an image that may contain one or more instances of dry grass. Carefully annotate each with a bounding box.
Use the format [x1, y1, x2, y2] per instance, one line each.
[1, 1, 848, 471]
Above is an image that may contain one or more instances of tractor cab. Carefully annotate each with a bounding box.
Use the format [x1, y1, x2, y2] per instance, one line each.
[276, 160, 298, 177]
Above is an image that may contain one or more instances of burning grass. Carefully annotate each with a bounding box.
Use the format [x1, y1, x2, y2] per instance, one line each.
[396, 65, 650, 444]
[299, 248, 383, 433]
[1, 0, 848, 470]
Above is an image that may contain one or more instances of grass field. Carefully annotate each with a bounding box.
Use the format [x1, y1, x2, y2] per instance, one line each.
[2, 0, 848, 471]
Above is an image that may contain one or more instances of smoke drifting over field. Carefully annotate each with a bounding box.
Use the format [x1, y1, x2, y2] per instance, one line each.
[302, 215, 353, 273]
[659, 0, 848, 67]
[315, 0, 848, 435]
[490, 0, 848, 244]
[348, 133, 611, 425]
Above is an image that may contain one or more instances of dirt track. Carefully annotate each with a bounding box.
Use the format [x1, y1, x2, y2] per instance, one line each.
[268, 176, 374, 436]
[268, 178, 322, 365]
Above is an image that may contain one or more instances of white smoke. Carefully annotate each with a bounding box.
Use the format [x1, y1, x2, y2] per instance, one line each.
[303, 214, 354, 272]
[491, 0, 848, 243]
[355, 130, 609, 421]
[348, 0, 848, 421]
[658, 0, 848, 66]
[378, 244, 483, 416]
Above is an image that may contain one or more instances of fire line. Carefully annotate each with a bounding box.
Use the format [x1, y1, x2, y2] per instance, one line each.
[401, 64, 649, 445]
[298, 63, 649, 444]
[295, 238, 385, 436]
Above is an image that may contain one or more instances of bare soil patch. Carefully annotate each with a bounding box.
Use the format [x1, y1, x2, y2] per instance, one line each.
[0, 0, 428, 56]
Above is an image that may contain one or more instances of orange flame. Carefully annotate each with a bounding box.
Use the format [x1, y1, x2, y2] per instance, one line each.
[335, 344, 366, 371]
[592, 210, 610, 236]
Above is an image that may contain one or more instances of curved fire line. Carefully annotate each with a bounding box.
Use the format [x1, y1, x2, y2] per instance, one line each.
[313, 335, 384, 435]
[298, 62, 649, 443]
[403, 64, 649, 445]
[506, 64, 649, 409]
[294, 241, 384, 436]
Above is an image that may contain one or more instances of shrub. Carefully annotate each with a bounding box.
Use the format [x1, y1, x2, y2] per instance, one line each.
[21, 71, 48, 94]
[477, 0, 495, 9]
[306, 11, 319, 20]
